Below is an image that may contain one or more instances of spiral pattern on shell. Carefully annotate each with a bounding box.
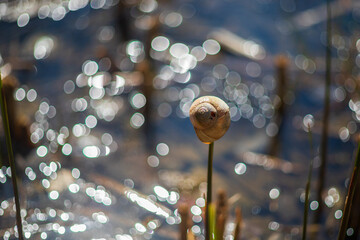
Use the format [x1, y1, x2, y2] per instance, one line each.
[189, 96, 230, 143]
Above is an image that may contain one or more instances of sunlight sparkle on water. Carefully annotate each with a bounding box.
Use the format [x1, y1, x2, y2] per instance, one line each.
[24, 232, 31, 239]
[151, 36, 170, 52]
[101, 133, 113, 145]
[338, 127, 350, 142]
[89, 86, 105, 99]
[68, 0, 88, 11]
[191, 46, 206, 61]
[246, 62, 262, 78]
[178, 54, 197, 71]
[37, 146, 48, 157]
[347, 228, 354, 236]
[310, 201, 319, 210]
[82, 60, 99, 76]
[73, 123, 87, 137]
[191, 225, 201, 235]
[62, 143, 72, 156]
[27, 89, 37, 102]
[203, 39, 221, 55]
[90, 72, 111, 88]
[130, 112, 145, 129]
[85, 115, 97, 128]
[135, 223, 147, 233]
[163, 12, 183, 28]
[17, 13, 30, 27]
[69, 183, 80, 193]
[234, 163, 247, 175]
[71, 98, 87, 112]
[156, 143, 169, 156]
[335, 210, 342, 219]
[116, 234, 133, 240]
[70, 224, 86, 232]
[72, 168, 80, 178]
[303, 114, 314, 131]
[191, 205, 202, 216]
[127, 40, 144, 63]
[192, 215, 202, 223]
[154, 185, 169, 199]
[93, 212, 109, 224]
[34, 36, 54, 60]
[98, 26, 115, 42]
[268, 221, 280, 231]
[52, 6, 67, 21]
[167, 191, 179, 205]
[170, 43, 189, 59]
[49, 191, 59, 200]
[125, 189, 170, 218]
[196, 197, 205, 207]
[147, 155, 160, 167]
[131, 93, 146, 109]
[15, 88, 26, 101]
[269, 188, 280, 199]
[42, 179, 50, 188]
[83, 146, 100, 158]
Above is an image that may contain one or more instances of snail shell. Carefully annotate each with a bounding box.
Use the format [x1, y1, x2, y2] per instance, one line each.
[189, 96, 230, 143]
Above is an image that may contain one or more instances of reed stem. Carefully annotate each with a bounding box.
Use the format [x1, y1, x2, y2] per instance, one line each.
[0, 74, 24, 240]
[302, 125, 314, 240]
[233, 207, 242, 240]
[337, 142, 360, 240]
[205, 142, 214, 240]
[314, 0, 332, 227]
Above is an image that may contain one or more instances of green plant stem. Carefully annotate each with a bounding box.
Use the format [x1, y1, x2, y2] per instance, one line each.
[315, 0, 332, 227]
[205, 142, 214, 240]
[337, 142, 360, 240]
[302, 125, 314, 240]
[0, 75, 24, 240]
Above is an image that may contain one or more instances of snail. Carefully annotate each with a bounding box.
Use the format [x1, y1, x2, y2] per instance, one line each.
[189, 96, 230, 143]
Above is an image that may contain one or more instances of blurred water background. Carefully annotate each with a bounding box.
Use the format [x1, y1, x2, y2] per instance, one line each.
[0, 0, 360, 239]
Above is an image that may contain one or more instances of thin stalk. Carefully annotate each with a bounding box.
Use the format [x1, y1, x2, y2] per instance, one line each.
[233, 207, 242, 240]
[337, 142, 360, 240]
[215, 189, 228, 240]
[205, 142, 214, 240]
[315, 0, 332, 226]
[179, 204, 189, 240]
[302, 125, 314, 240]
[0, 74, 24, 240]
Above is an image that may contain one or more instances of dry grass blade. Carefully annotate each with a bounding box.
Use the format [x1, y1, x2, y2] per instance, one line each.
[302, 124, 314, 240]
[0, 74, 24, 239]
[216, 189, 228, 239]
[314, 0, 332, 227]
[233, 207, 242, 240]
[337, 142, 360, 240]
[179, 203, 189, 240]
